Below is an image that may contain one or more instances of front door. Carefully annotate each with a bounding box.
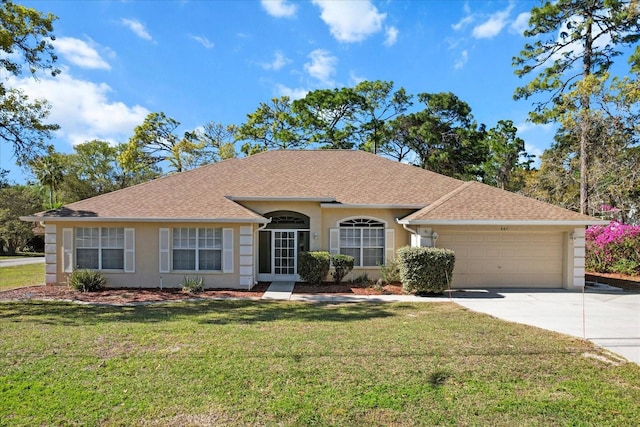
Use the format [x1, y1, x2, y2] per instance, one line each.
[273, 230, 297, 280]
[257, 211, 310, 282]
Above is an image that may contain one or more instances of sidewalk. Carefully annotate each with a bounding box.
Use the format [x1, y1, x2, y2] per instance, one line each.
[261, 281, 450, 303]
[0, 257, 45, 268]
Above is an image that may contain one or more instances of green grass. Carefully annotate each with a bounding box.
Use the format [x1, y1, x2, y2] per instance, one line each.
[1, 300, 639, 426]
[0, 263, 45, 291]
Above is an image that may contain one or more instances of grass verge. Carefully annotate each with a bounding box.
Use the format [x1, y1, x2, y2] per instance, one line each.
[0, 263, 45, 291]
[1, 300, 639, 426]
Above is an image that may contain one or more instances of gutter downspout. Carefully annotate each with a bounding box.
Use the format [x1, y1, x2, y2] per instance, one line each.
[397, 219, 419, 237]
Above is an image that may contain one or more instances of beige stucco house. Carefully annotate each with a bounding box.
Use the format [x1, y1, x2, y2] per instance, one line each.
[22, 150, 604, 290]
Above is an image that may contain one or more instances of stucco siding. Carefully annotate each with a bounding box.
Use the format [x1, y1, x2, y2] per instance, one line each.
[49, 221, 248, 289]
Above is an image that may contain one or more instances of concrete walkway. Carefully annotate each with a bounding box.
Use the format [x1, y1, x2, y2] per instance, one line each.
[0, 257, 45, 267]
[262, 282, 640, 364]
[261, 281, 296, 300]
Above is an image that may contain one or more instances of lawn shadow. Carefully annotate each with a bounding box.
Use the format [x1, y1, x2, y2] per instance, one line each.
[0, 299, 399, 326]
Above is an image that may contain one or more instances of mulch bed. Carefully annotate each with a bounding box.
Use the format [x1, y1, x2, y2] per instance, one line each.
[0, 282, 271, 304]
[293, 282, 404, 295]
[0, 282, 404, 304]
[586, 272, 640, 292]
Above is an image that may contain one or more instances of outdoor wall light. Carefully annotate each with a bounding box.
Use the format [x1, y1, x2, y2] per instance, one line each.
[313, 232, 318, 240]
[569, 232, 577, 242]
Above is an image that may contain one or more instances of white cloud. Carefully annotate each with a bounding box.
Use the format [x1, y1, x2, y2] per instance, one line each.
[304, 49, 337, 85]
[274, 83, 308, 100]
[121, 18, 153, 41]
[52, 37, 111, 70]
[8, 70, 149, 147]
[261, 51, 291, 71]
[312, 0, 386, 43]
[510, 12, 531, 35]
[472, 4, 514, 39]
[452, 15, 474, 31]
[384, 26, 399, 47]
[190, 35, 214, 49]
[454, 50, 468, 70]
[261, 0, 297, 18]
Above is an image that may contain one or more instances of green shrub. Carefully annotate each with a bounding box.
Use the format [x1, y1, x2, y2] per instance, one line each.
[379, 258, 401, 284]
[182, 276, 204, 293]
[396, 246, 455, 294]
[351, 272, 371, 285]
[331, 254, 354, 284]
[68, 269, 107, 292]
[298, 251, 330, 284]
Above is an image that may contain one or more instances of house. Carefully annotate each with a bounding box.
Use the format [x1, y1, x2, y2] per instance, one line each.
[22, 150, 604, 290]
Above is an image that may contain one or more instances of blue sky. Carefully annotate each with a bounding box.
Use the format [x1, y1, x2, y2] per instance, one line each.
[4, 0, 558, 183]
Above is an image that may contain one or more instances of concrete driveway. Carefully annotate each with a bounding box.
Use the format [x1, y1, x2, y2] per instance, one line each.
[453, 288, 640, 364]
[0, 257, 45, 267]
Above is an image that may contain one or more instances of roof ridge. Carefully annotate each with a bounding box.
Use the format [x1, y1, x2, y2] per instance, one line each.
[413, 180, 474, 217]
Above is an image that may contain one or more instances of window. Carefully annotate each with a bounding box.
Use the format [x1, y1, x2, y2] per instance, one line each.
[76, 227, 124, 270]
[172, 228, 222, 271]
[339, 219, 385, 267]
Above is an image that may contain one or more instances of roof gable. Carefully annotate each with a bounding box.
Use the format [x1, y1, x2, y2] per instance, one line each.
[400, 181, 599, 224]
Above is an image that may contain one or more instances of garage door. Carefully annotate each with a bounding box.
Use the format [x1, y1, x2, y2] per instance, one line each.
[437, 233, 564, 288]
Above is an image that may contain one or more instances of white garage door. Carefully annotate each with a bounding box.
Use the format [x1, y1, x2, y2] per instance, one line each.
[437, 233, 564, 288]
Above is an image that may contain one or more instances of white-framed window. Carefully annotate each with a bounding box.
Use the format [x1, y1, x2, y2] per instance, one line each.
[172, 228, 222, 271]
[75, 227, 124, 270]
[339, 219, 385, 267]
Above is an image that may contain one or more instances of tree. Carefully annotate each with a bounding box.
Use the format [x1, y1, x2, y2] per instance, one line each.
[353, 80, 412, 154]
[28, 145, 64, 208]
[482, 120, 533, 190]
[401, 92, 488, 180]
[119, 112, 199, 174]
[0, 184, 42, 255]
[514, 0, 640, 214]
[293, 88, 362, 149]
[0, 0, 60, 166]
[190, 121, 238, 162]
[237, 97, 305, 156]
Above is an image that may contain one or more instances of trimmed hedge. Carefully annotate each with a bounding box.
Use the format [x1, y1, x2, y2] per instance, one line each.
[298, 251, 331, 284]
[397, 246, 455, 294]
[331, 254, 354, 284]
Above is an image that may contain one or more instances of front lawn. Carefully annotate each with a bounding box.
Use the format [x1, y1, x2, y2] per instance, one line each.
[0, 263, 44, 291]
[1, 300, 638, 426]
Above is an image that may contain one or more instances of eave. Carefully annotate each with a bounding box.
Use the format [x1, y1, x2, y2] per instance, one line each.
[19, 216, 270, 224]
[396, 219, 609, 226]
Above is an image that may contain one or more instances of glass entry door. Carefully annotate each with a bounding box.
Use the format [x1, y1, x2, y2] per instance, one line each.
[273, 231, 296, 276]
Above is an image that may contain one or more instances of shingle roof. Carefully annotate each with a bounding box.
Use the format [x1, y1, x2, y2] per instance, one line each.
[399, 181, 596, 223]
[26, 150, 599, 224]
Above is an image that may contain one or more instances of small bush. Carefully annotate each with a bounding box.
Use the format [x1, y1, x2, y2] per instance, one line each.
[68, 269, 107, 292]
[396, 246, 455, 294]
[379, 258, 401, 284]
[351, 273, 371, 285]
[298, 251, 330, 284]
[331, 254, 354, 284]
[182, 276, 204, 293]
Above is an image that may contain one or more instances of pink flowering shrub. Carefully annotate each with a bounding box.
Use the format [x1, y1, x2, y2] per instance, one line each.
[586, 222, 640, 275]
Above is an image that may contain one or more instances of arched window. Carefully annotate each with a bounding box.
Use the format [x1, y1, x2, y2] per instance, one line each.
[338, 218, 385, 267]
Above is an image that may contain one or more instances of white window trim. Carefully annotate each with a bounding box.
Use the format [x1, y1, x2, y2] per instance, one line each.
[74, 227, 132, 271]
[171, 227, 224, 272]
[334, 217, 388, 268]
